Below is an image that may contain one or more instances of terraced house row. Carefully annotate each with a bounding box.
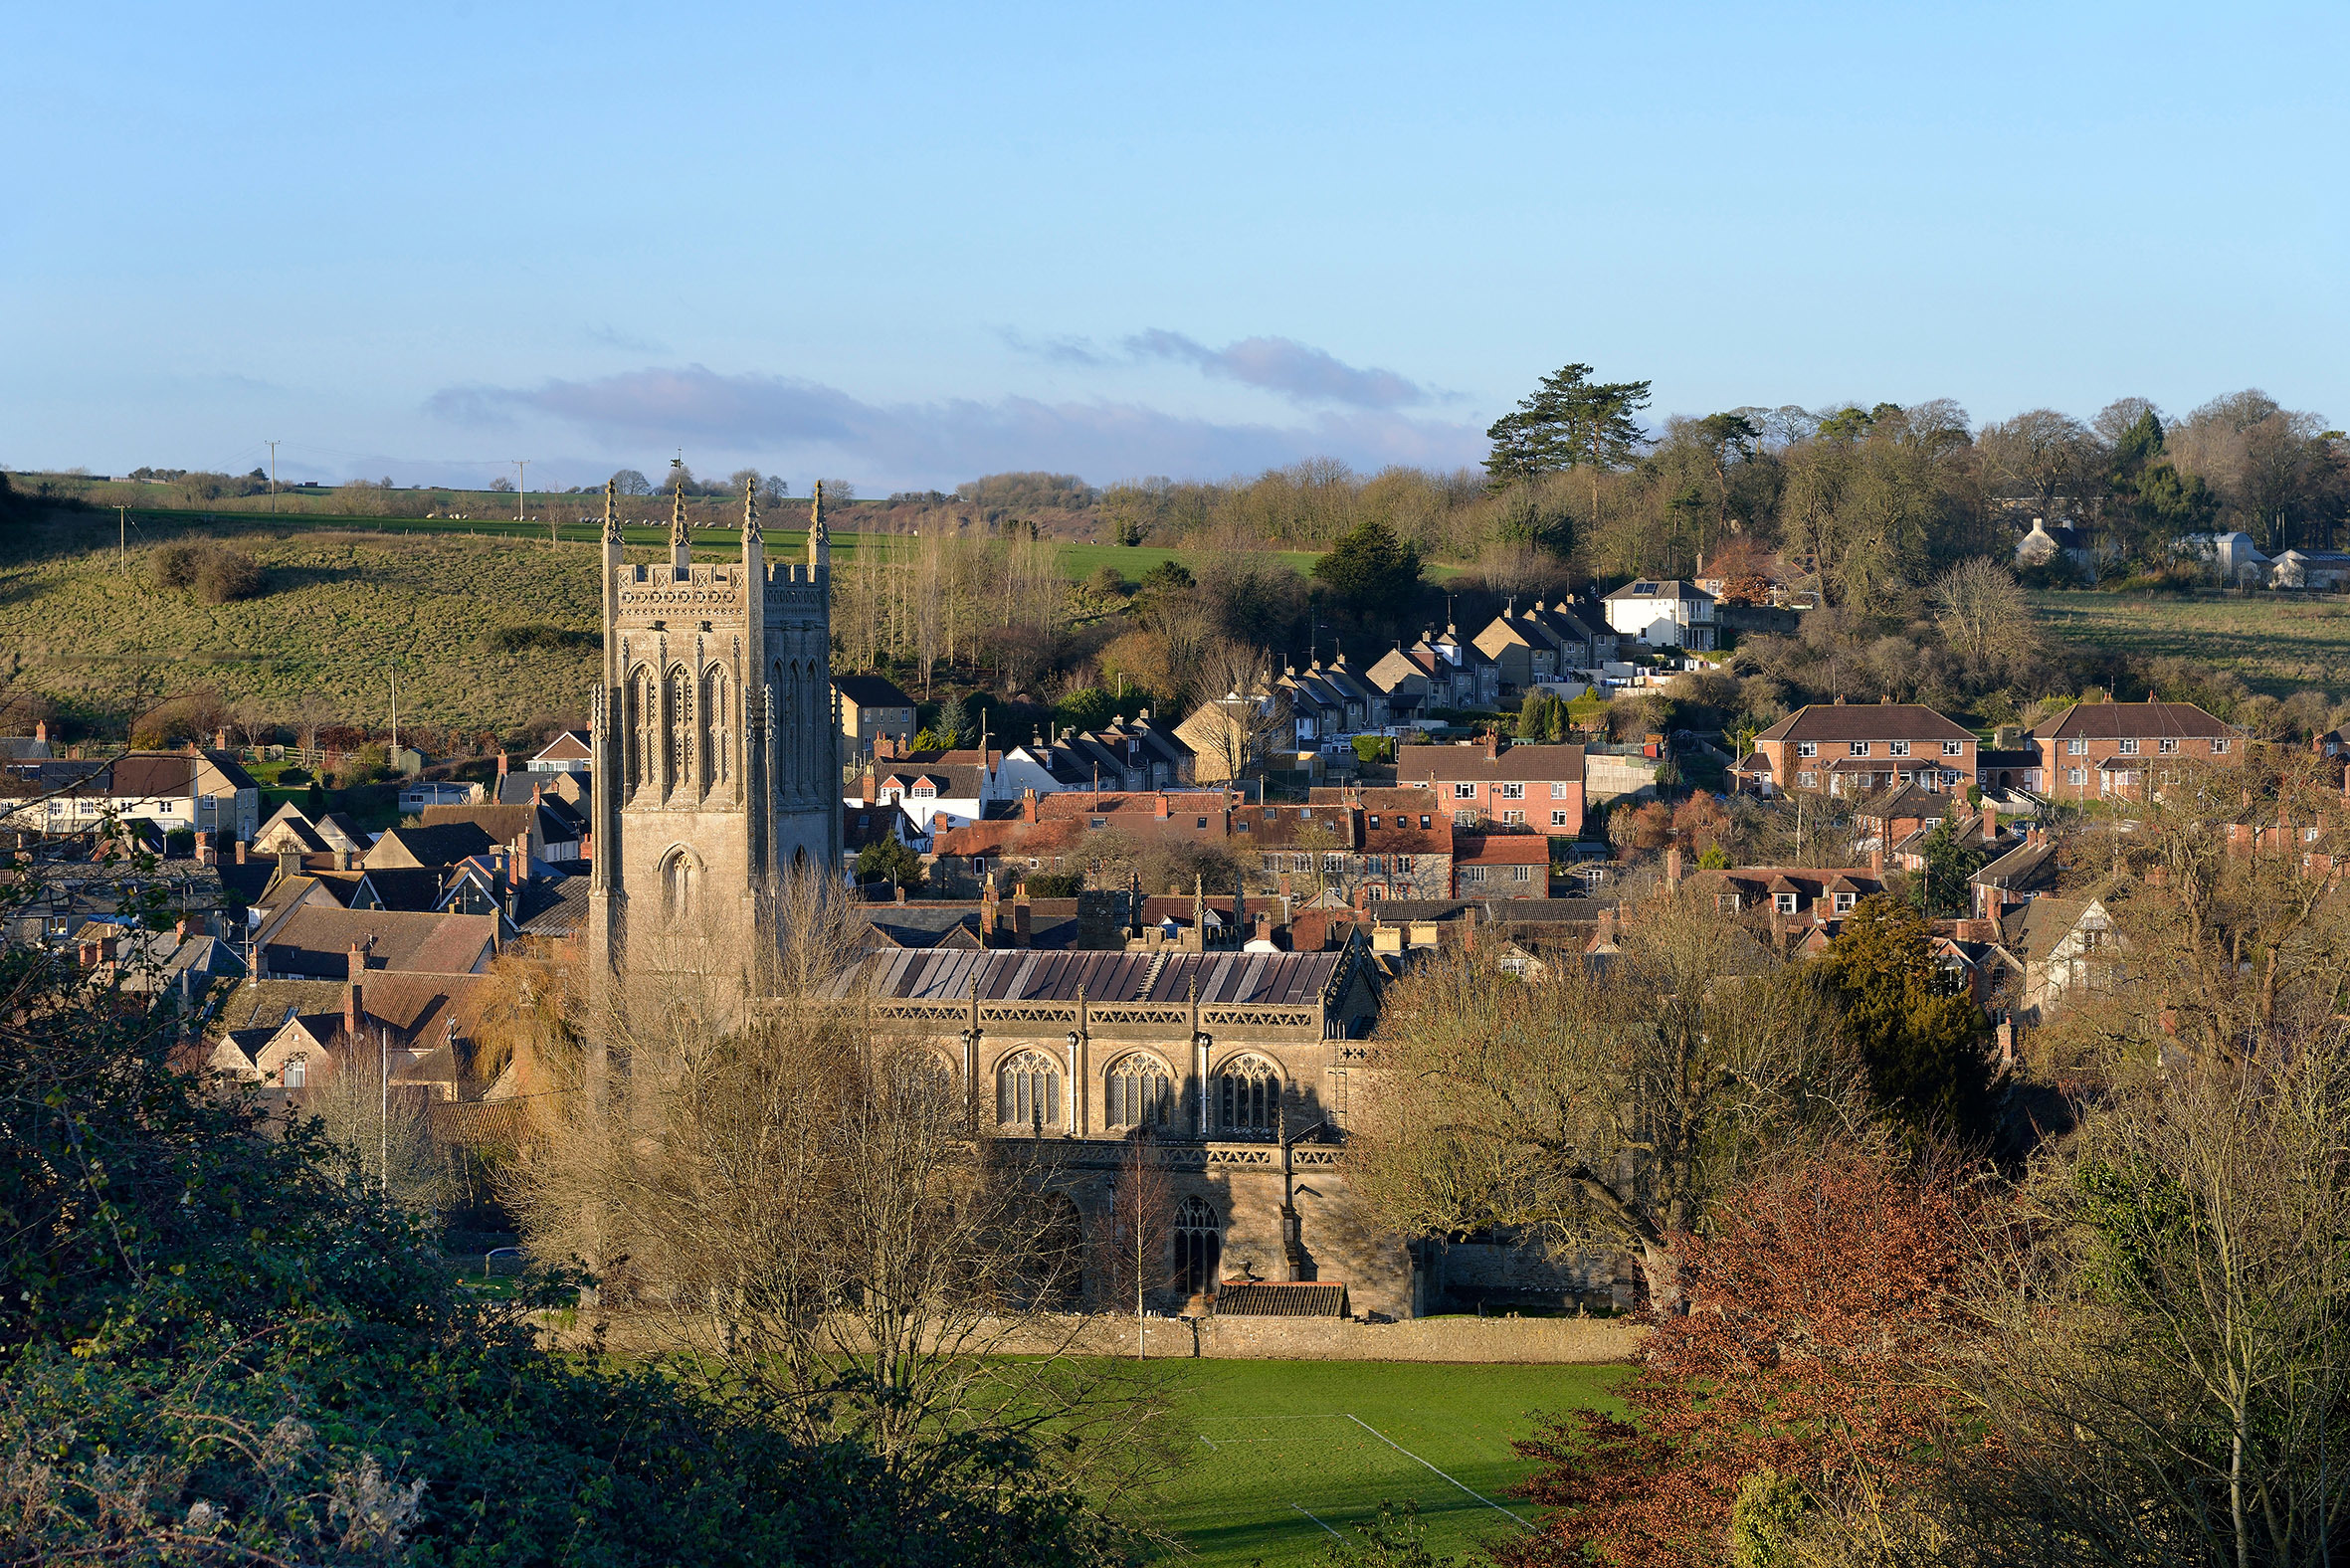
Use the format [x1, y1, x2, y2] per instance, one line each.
[1735, 697, 2247, 801]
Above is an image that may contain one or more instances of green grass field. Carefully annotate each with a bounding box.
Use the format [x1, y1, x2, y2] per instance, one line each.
[1140, 1359, 1624, 1566]
[2029, 589, 2350, 698]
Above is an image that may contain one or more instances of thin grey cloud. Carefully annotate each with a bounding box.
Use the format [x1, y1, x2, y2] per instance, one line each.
[1002, 326, 1432, 409]
[584, 322, 668, 354]
[425, 364, 1482, 488]
[1123, 329, 1429, 409]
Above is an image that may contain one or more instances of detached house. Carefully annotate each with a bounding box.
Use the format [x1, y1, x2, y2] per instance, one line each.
[1744, 702, 1978, 797]
[2028, 700, 2243, 800]
[1602, 580, 1716, 651]
[833, 675, 916, 761]
[0, 750, 262, 843]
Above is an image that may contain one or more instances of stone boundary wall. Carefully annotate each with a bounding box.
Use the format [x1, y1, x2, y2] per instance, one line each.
[998, 1312, 1646, 1364]
[557, 1311, 1644, 1365]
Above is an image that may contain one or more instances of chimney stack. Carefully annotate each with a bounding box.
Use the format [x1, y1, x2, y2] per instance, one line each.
[1013, 896, 1032, 947]
[1485, 729, 1502, 760]
[1254, 910, 1273, 944]
[195, 830, 214, 867]
[277, 847, 299, 882]
[496, 750, 509, 779]
[1869, 847, 1884, 875]
[34, 719, 46, 744]
[1665, 845, 1682, 892]
[1024, 787, 1039, 824]
[894, 883, 907, 904]
[235, 839, 248, 865]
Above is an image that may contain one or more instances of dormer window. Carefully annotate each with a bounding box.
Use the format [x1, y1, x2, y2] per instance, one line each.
[1835, 891, 1857, 912]
[1774, 892, 1799, 914]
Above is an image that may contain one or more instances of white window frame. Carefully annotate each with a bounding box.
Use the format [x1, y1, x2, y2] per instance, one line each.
[2118, 737, 2140, 756]
[1888, 740, 1910, 758]
[2067, 738, 2086, 755]
[1453, 782, 1476, 800]
[1551, 810, 1570, 827]
[1797, 741, 1818, 758]
[1942, 740, 1964, 756]
[1849, 741, 1870, 756]
[1500, 782, 1525, 800]
[2212, 738, 2230, 754]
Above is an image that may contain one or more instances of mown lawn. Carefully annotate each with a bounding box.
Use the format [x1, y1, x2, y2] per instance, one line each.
[2028, 589, 2350, 698]
[1136, 1358, 1624, 1567]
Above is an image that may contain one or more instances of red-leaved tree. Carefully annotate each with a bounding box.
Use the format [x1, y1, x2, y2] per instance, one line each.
[1497, 1147, 1970, 1568]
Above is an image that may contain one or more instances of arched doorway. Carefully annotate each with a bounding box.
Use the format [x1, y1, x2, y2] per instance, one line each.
[1175, 1196, 1221, 1296]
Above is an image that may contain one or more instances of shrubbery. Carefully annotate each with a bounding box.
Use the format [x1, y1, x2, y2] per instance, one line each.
[149, 540, 266, 604]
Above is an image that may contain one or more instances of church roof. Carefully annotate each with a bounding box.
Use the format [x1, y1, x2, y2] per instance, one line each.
[831, 948, 1342, 1008]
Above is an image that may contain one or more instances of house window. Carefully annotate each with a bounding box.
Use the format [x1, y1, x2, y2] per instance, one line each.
[1454, 810, 1476, 827]
[1797, 771, 1817, 789]
[2118, 738, 2139, 755]
[1797, 741, 1818, 758]
[1453, 783, 1476, 799]
[1552, 810, 1570, 827]
[1104, 1056, 1173, 1129]
[1322, 853, 1342, 873]
[2212, 739, 2230, 754]
[1835, 892, 1857, 913]
[2067, 738, 2086, 755]
[1419, 815, 1432, 829]
[1551, 781, 1569, 798]
[2066, 767, 2086, 786]
[1217, 1056, 1280, 1135]
[997, 1052, 1061, 1130]
[1500, 782, 1525, 800]
[1942, 741, 1964, 756]
[1889, 740, 1910, 758]
[1774, 892, 1798, 913]
[1501, 810, 1524, 825]
[1849, 742, 1870, 756]
[1196, 817, 1209, 829]
[283, 1056, 307, 1089]
[2159, 737, 2179, 754]
[1366, 855, 1387, 874]
[1175, 1196, 1221, 1295]
[1511, 865, 1532, 882]
[1368, 814, 1381, 828]
[1089, 817, 1107, 829]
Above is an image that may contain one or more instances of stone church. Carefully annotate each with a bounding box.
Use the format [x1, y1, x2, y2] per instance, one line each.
[586, 481, 841, 980]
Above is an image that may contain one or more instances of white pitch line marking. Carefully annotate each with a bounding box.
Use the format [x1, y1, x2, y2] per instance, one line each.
[1290, 1503, 1344, 1540]
[1342, 1414, 1530, 1528]
[1197, 1433, 1218, 1450]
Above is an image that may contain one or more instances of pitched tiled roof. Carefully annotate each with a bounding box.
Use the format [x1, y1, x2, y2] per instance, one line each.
[831, 948, 1341, 1007]
[2031, 701, 2240, 740]
[1396, 742, 1586, 784]
[1755, 704, 1974, 744]
[528, 730, 592, 763]
[1216, 1280, 1348, 1317]
[517, 877, 591, 938]
[1454, 834, 1550, 867]
[833, 674, 914, 707]
[254, 904, 497, 978]
[368, 824, 498, 868]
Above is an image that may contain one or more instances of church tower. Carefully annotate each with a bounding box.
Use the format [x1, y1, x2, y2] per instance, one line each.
[587, 479, 840, 985]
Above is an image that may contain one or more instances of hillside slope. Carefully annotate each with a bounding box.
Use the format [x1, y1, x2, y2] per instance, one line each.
[2, 513, 606, 734]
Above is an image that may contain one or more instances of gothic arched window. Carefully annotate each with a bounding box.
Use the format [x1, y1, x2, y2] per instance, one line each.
[626, 666, 654, 795]
[699, 666, 729, 791]
[996, 1051, 1060, 1131]
[1216, 1055, 1280, 1136]
[1175, 1195, 1221, 1295]
[1105, 1055, 1173, 1130]
[664, 665, 691, 789]
[660, 848, 701, 925]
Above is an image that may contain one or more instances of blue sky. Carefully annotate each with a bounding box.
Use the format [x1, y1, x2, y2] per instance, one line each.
[5, 2, 2344, 493]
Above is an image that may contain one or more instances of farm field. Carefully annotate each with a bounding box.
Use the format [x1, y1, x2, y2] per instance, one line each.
[2029, 589, 2350, 698]
[1139, 1357, 1623, 1567]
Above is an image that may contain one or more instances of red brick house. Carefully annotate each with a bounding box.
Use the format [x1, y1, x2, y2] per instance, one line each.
[2027, 700, 2244, 800]
[1745, 702, 1976, 798]
[1395, 736, 1586, 836]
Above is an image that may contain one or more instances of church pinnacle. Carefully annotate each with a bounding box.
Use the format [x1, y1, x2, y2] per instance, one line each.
[670, 468, 691, 571]
[602, 478, 621, 544]
[808, 479, 829, 572]
[742, 479, 760, 543]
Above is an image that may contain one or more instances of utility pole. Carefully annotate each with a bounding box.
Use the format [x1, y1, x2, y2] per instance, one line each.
[379, 1027, 389, 1199]
[388, 658, 399, 758]
[117, 506, 126, 572]
[265, 440, 280, 512]
[512, 459, 528, 524]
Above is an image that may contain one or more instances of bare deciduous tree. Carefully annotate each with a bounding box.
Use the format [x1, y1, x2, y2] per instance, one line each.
[1350, 895, 1856, 1308]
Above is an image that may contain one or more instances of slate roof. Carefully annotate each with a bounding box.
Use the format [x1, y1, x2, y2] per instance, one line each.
[516, 876, 592, 938]
[831, 948, 1342, 1007]
[833, 674, 914, 708]
[1602, 579, 1714, 603]
[367, 824, 498, 868]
